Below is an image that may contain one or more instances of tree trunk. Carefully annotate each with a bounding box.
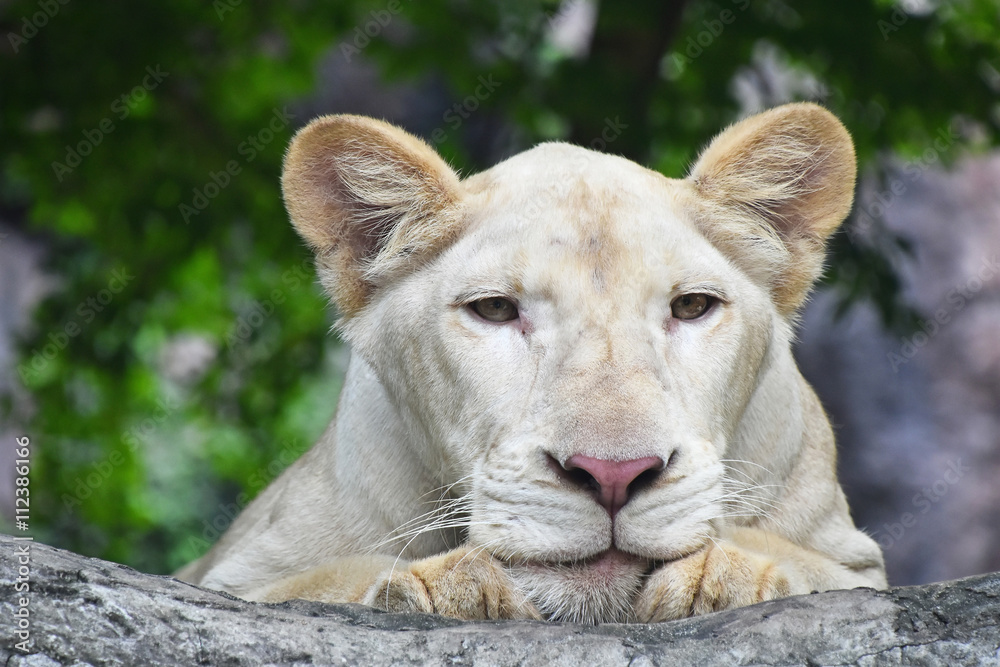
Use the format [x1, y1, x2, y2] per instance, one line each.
[1, 535, 998, 665]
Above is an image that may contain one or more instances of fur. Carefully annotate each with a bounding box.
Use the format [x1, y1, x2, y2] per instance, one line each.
[177, 103, 886, 624]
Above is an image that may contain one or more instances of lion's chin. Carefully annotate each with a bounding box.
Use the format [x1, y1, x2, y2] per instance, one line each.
[506, 548, 651, 624]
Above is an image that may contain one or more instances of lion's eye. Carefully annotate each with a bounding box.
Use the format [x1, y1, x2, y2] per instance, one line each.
[470, 297, 518, 322]
[670, 293, 715, 320]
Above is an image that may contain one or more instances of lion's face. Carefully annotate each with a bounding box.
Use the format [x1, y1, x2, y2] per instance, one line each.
[283, 105, 856, 621]
[342, 144, 783, 617]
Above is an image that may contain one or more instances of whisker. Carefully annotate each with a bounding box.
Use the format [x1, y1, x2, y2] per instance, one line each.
[683, 485, 781, 517]
[719, 458, 777, 477]
[377, 503, 465, 537]
[374, 497, 472, 536]
[418, 474, 476, 502]
[719, 493, 782, 511]
[712, 486, 781, 502]
[373, 518, 491, 551]
[705, 534, 732, 567]
[366, 497, 474, 553]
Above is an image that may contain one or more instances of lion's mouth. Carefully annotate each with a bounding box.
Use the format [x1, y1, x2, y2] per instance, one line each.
[577, 548, 646, 571]
[514, 547, 651, 577]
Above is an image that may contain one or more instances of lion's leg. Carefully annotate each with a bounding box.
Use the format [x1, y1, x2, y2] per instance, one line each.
[247, 546, 540, 621]
[246, 555, 401, 605]
[362, 546, 541, 620]
[633, 526, 876, 622]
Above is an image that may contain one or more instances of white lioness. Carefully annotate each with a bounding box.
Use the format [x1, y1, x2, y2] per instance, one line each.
[178, 102, 886, 623]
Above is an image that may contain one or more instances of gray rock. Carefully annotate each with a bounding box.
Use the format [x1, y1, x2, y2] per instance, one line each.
[797, 153, 1000, 586]
[1, 535, 998, 666]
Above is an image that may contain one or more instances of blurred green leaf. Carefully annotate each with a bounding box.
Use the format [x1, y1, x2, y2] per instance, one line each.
[1, 0, 996, 573]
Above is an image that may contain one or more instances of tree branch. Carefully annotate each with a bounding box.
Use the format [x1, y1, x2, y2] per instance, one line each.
[1, 535, 998, 665]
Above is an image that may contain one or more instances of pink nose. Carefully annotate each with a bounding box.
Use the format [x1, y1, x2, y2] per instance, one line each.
[562, 454, 665, 517]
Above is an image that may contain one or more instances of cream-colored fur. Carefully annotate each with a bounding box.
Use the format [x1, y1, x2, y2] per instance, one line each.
[177, 103, 886, 623]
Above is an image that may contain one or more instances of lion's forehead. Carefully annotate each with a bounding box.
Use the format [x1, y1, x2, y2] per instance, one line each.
[466, 142, 661, 188]
[455, 149, 725, 306]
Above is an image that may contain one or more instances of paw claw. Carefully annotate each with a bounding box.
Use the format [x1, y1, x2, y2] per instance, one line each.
[364, 547, 540, 621]
[363, 570, 434, 614]
[635, 541, 792, 622]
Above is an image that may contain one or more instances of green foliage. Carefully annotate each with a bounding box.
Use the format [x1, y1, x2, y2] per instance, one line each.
[1, 0, 997, 573]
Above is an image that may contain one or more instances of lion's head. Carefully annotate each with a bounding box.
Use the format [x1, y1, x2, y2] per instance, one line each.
[270, 103, 863, 621]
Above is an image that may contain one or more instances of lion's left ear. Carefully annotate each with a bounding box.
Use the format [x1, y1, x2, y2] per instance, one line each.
[686, 103, 856, 315]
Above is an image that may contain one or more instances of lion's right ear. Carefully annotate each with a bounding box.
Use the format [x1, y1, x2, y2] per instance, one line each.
[282, 115, 463, 316]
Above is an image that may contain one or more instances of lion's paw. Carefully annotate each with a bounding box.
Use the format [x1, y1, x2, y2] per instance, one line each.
[362, 547, 541, 621]
[634, 541, 792, 622]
